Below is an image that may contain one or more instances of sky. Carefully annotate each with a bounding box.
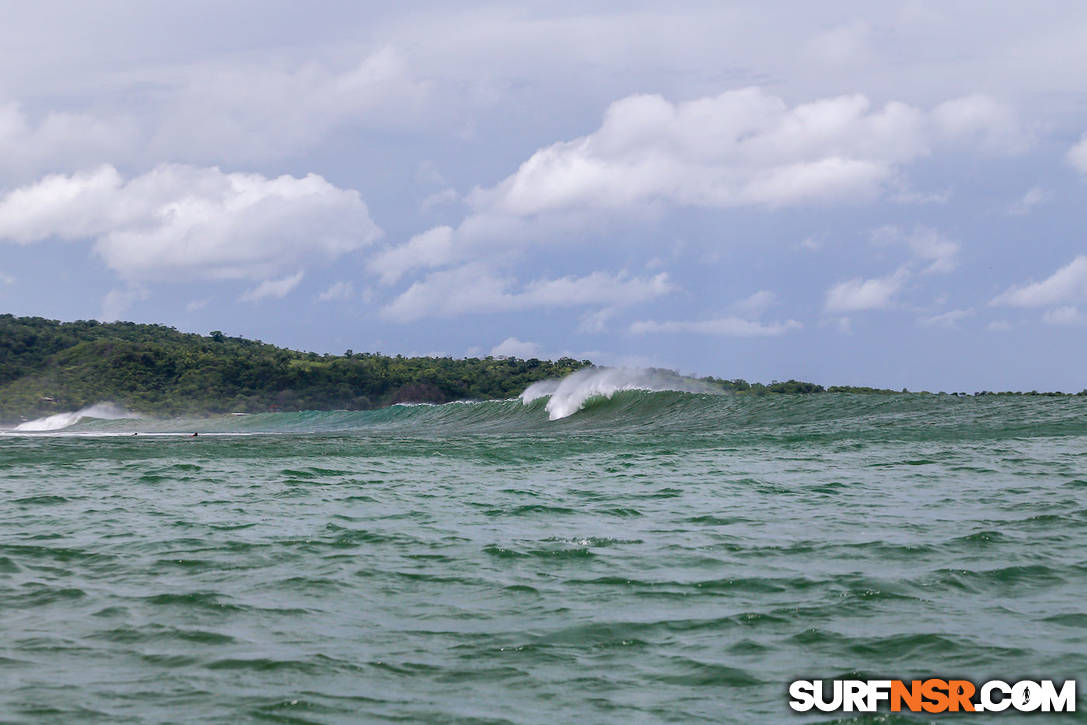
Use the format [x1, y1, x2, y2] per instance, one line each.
[2, 1, 1087, 392]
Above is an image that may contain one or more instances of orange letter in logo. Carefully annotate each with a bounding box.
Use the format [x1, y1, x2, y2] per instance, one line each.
[890, 680, 922, 712]
[947, 680, 976, 712]
[921, 679, 949, 713]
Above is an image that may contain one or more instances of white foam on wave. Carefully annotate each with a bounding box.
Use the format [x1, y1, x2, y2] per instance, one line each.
[14, 403, 139, 431]
[520, 367, 715, 420]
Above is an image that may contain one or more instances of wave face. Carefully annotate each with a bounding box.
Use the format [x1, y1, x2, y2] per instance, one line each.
[13, 403, 138, 431]
[6, 375, 1087, 442]
[521, 366, 718, 419]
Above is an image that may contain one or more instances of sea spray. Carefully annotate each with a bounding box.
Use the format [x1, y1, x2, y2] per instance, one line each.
[521, 366, 718, 420]
[13, 403, 139, 432]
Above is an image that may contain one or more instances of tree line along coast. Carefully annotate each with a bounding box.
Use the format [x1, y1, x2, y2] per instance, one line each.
[0, 315, 1082, 424]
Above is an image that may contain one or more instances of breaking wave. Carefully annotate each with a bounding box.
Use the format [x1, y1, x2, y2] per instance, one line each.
[13, 403, 139, 432]
[5, 369, 1087, 441]
[521, 366, 718, 420]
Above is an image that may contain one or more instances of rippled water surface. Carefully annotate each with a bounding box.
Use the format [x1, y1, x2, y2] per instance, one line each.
[2, 393, 1086, 722]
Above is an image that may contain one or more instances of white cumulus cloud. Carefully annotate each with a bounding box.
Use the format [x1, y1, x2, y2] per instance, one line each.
[370, 225, 455, 285]
[0, 164, 381, 283]
[992, 256, 1087, 307]
[490, 337, 542, 358]
[470, 89, 1024, 217]
[1068, 133, 1087, 174]
[731, 290, 777, 316]
[906, 228, 959, 274]
[379, 88, 1021, 282]
[825, 268, 908, 312]
[871, 225, 959, 274]
[241, 271, 304, 302]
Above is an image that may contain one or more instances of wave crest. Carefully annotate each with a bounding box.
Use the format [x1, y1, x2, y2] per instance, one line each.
[521, 367, 717, 420]
[14, 403, 139, 432]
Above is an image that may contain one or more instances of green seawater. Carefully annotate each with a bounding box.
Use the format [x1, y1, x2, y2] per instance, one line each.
[1, 392, 1085, 723]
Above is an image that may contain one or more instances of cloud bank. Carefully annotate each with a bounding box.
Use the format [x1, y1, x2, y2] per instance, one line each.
[470, 89, 1023, 216]
[376, 88, 1023, 283]
[0, 164, 381, 283]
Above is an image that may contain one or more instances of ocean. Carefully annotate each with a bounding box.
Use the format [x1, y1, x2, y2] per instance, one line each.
[2, 374, 1086, 722]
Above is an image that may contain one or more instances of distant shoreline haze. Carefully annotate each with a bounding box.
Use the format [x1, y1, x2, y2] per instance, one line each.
[1, 314, 1083, 424]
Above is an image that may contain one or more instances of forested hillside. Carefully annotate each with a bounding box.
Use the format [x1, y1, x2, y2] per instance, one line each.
[7, 314, 1073, 425]
[0, 315, 590, 423]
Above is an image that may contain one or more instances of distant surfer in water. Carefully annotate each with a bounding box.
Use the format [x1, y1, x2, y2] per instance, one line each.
[191, 432, 198, 437]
